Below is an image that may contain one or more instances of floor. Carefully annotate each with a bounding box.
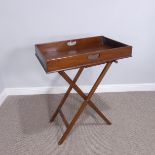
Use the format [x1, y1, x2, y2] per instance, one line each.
[0, 92, 155, 155]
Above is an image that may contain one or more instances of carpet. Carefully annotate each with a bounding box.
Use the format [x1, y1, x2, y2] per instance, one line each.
[0, 92, 155, 155]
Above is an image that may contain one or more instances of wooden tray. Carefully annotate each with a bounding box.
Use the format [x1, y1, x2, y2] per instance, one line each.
[35, 36, 132, 73]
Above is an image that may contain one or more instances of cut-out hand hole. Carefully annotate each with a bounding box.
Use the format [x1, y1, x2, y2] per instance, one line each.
[67, 41, 77, 46]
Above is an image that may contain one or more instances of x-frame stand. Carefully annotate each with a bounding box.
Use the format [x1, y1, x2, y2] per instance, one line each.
[50, 61, 114, 145]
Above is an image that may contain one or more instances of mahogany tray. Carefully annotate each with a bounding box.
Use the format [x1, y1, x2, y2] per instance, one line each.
[35, 36, 132, 73]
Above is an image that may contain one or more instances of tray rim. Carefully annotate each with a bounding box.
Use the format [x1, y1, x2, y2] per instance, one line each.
[35, 35, 132, 61]
[35, 35, 132, 47]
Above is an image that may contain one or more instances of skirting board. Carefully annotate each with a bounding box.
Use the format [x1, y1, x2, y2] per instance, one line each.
[0, 83, 155, 106]
[0, 89, 8, 106]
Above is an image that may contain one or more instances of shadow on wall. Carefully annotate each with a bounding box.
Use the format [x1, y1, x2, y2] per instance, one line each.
[0, 76, 4, 93]
[1, 45, 59, 87]
[0, 64, 5, 92]
[17, 93, 111, 135]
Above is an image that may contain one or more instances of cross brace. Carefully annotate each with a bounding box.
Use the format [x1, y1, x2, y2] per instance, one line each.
[50, 62, 113, 145]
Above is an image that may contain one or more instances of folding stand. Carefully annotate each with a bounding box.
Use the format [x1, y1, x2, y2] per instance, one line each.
[35, 36, 132, 145]
[50, 61, 114, 145]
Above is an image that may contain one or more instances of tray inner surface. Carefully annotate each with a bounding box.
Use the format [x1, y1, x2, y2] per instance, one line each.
[36, 36, 127, 61]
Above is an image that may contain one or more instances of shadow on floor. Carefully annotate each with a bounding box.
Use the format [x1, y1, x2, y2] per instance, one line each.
[17, 94, 111, 135]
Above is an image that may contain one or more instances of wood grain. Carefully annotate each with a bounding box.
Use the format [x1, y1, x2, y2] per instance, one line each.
[35, 36, 132, 73]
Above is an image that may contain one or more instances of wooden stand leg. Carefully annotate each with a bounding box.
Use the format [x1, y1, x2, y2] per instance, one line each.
[57, 62, 113, 145]
[59, 62, 112, 125]
[58, 101, 88, 145]
[88, 102, 111, 125]
[50, 67, 84, 122]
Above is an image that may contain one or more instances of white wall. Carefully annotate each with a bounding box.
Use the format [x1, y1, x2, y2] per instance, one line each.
[0, 82, 4, 94]
[0, 73, 4, 93]
[0, 0, 155, 90]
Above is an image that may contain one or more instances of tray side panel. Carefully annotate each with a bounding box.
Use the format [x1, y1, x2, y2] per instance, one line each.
[35, 46, 48, 72]
[46, 46, 132, 73]
[102, 36, 129, 48]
